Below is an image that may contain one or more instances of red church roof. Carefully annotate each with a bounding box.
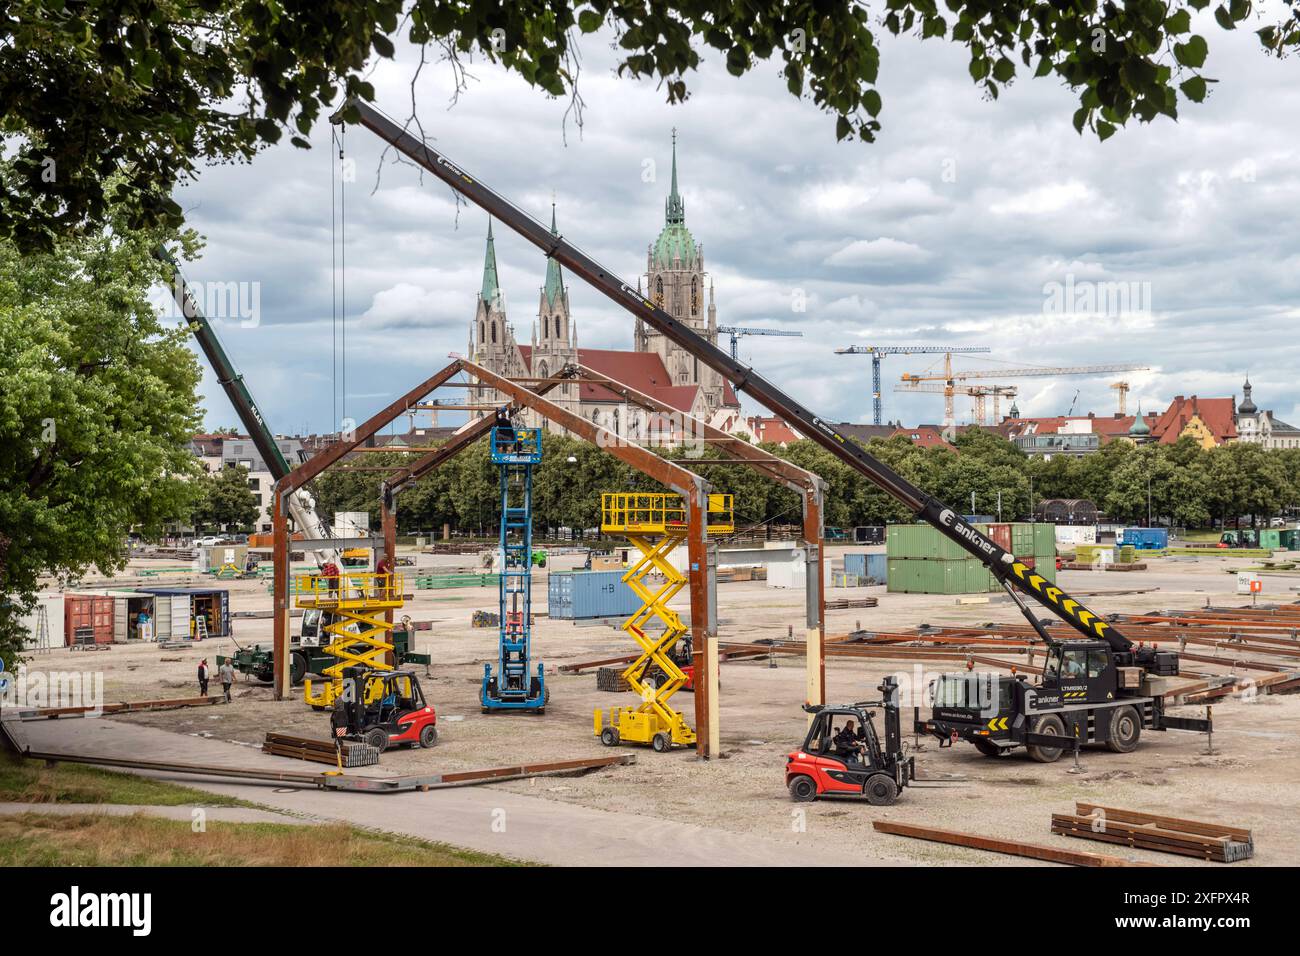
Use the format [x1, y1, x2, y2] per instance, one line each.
[1150, 396, 1237, 444]
[517, 346, 737, 414]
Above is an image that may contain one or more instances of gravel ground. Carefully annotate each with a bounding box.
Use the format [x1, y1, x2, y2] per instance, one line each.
[25, 545, 1300, 866]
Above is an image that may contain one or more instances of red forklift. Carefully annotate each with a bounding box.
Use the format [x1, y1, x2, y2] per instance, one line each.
[786, 677, 914, 805]
[330, 667, 438, 753]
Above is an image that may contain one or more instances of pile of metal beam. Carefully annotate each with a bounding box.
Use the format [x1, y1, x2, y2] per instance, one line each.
[1052, 802, 1253, 862]
[263, 732, 380, 768]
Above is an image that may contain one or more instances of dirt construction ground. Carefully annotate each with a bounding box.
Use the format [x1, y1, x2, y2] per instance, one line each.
[14, 545, 1300, 866]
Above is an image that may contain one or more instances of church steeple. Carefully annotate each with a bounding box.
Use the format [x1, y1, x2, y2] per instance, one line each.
[481, 219, 501, 306]
[543, 203, 564, 309]
[1239, 376, 1258, 415]
[665, 128, 685, 225]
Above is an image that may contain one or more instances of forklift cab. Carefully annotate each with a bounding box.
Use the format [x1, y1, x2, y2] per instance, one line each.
[334, 668, 436, 752]
[802, 706, 882, 769]
[1041, 640, 1116, 702]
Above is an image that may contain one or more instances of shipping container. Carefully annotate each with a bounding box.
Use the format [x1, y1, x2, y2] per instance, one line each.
[138, 587, 230, 638]
[547, 570, 642, 620]
[986, 523, 1013, 552]
[844, 552, 888, 585]
[852, 525, 885, 544]
[18, 594, 64, 650]
[1118, 527, 1169, 550]
[77, 590, 160, 642]
[199, 543, 248, 573]
[1258, 529, 1281, 550]
[64, 594, 114, 646]
[1280, 529, 1298, 550]
[1054, 525, 1098, 546]
[886, 558, 996, 594]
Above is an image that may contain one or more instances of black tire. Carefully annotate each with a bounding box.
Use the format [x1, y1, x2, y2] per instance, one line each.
[973, 739, 1003, 757]
[311, 704, 328, 712]
[1027, 714, 1066, 763]
[600, 727, 620, 747]
[289, 652, 308, 687]
[255, 669, 273, 685]
[651, 732, 670, 753]
[1105, 705, 1141, 753]
[788, 775, 818, 802]
[864, 774, 899, 806]
[363, 727, 388, 753]
[418, 724, 438, 748]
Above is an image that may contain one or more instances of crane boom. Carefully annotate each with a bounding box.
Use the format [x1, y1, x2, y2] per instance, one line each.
[155, 247, 342, 570]
[333, 99, 1136, 655]
[903, 362, 1149, 383]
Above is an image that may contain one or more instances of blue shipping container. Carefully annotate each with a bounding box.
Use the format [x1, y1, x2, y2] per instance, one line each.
[844, 553, 888, 584]
[548, 570, 643, 620]
[1119, 528, 1168, 550]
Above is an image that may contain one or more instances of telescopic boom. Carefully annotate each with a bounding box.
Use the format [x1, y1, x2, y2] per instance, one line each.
[331, 100, 1131, 655]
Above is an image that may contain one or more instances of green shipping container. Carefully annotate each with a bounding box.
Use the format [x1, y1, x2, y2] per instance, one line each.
[887, 524, 989, 560]
[1032, 522, 1057, 557]
[1259, 529, 1281, 549]
[887, 558, 997, 594]
[1280, 529, 1298, 550]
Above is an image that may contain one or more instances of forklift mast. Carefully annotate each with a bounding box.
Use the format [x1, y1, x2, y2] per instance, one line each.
[333, 100, 1140, 661]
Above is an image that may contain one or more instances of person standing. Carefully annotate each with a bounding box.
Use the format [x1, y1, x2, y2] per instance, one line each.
[197, 659, 209, 697]
[374, 554, 394, 600]
[219, 659, 235, 702]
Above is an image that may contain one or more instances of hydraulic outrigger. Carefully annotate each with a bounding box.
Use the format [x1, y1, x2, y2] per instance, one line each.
[334, 99, 1212, 760]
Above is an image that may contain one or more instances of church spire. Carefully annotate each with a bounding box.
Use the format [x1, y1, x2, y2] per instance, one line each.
[665, 128, 685, 225]
[481, 218, 501, 306]
[543, 202, 565, 309]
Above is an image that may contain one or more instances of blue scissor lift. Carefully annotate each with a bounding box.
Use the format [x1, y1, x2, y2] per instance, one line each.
[481, 421, 548, 712]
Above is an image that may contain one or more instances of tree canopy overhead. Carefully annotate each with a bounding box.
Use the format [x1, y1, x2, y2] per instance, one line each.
[2, 0, 1296, 249]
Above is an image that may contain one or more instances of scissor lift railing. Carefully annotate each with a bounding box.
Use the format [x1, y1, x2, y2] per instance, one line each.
[482, 424, 548, 711]
[296, 570, 404, 708]
[595, 492, 732, 751]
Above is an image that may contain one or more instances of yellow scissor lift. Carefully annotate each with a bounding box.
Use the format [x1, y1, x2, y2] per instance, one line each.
[296, 570, 405, 708]
[595, 492, 733, 752]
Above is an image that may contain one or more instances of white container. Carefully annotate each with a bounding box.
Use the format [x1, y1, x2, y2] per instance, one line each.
[333, 511, 370, 537]
[1054, 525, 1098, 546]
[18, 594, 64, 650]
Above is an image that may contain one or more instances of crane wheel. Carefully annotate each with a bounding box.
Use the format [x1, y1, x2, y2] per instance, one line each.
[290, 652, 308, 687]
[973, 739, 1003, 757]
[864, 774, 899, 806]
[419, 725, 438, 748]
[363, 728, 388, 753]
[1105, 706, 1141, 753]
[600, 727, 620, 747]
[651, 732, 671, 753]
[787, 775, 818, 803]
[1027, 715, 1065, 763]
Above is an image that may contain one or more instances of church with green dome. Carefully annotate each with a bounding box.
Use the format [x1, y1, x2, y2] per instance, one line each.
[468, 133, 739, 434]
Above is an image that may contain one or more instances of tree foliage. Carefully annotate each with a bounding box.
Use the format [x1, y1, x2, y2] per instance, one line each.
[191, 464, 260, 533]
[0, 204, 203, 663]
[3, 0, 1296, 248]
[313, 426, 1300, 541]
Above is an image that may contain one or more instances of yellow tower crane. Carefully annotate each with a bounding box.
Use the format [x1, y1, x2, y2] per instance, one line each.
[898, 360, 1151, 428]
[1111, 381, 1130, 415]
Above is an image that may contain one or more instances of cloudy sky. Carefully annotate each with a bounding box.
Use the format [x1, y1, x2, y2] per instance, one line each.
[174, 10, 1300, 438]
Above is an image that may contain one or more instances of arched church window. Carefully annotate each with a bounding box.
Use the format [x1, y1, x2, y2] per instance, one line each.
[538, 361, 549, 380]
[691, 277, 698, 314]
[491, 322, 497, 344]
[479, 321, 485, 343]
[555, 316, 561, 338]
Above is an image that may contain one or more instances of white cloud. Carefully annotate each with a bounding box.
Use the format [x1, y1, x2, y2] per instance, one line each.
[824, 237, 932, 268]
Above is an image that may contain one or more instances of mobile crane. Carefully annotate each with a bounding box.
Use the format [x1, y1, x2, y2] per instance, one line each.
[157, 248, 429, 682]
[333, 100, 1211, 762]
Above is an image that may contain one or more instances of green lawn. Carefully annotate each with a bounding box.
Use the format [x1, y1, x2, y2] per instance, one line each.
[0, 753, 249, 807]
[0, 814, 524, 866]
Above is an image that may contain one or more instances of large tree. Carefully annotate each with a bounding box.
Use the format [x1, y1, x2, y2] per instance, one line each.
[191, 463, 261, 533]
[0, 205, 204, 663]
[2, 0, 1294, 249]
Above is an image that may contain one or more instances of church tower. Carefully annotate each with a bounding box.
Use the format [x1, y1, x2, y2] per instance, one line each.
[469, 219, 528, 416]
[530, 204, 580, 430]
[642, 132, 724, 410]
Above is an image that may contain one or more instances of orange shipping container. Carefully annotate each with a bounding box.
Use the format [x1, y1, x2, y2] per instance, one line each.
[64, 594, 114, 646]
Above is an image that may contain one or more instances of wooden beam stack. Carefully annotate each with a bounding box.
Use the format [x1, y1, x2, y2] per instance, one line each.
[263, 731, 380, 768]
[1052, 802, 1253, 862]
